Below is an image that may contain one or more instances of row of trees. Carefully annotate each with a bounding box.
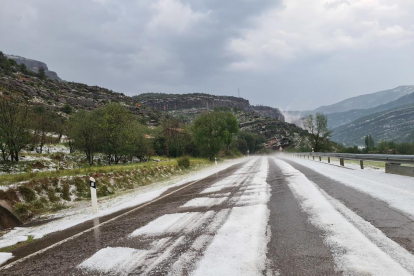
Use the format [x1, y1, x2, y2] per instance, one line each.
[67, 103, 150, 165]
[0, 90, 254, 164]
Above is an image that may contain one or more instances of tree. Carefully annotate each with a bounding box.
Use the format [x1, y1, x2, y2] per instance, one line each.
[38, 67, 46, 80]
[364, 135, 375, 153]
[302, 113, 332, 152]
[68, 110, 100, 165]
[192, 111, 239, 160]
[0, 91, 32, 161]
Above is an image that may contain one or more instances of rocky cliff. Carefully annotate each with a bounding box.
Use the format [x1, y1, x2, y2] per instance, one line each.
[6, 54, 61, 80]
[134, 93, 285, 122]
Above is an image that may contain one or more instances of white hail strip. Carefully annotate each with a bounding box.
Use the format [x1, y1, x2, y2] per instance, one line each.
[78, 247, 147, 276]
[201, 159, 258, 194]
[274, 158, 412, 276]
[0, 253, 13, 266]
[284, 156, 414, 218]
[130, 211, 215, 237]
[192, 157, 270, 276]
[181, 197, 228, 208]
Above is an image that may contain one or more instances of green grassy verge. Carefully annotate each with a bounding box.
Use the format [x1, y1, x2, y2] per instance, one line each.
[0, 158, 210, 186]
[0, 235, 34, 253]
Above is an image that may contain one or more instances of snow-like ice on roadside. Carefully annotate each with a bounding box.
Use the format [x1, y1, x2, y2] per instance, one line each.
[78, 247, 147, 275]
[0, 252, 13, 266]
[283, 155, 414, 218]
[321, 188, 414, 274]
[274, 158, 412, 276]
[0, 158, 245, 249]
[181, 197, 228, 208]
[201, 159, 258, 194]
[192, 205, 269, 276]
[192, 158, 270, 276]
[130, 211, 215, 237]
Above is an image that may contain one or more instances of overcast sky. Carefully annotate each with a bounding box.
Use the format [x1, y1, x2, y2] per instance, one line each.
[1, 0, 414, 110]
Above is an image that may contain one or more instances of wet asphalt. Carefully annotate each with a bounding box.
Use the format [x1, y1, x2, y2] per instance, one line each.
[1, 157, 413, 275]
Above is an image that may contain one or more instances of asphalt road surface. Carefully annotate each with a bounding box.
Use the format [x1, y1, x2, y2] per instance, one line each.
[1, 156, 414, 275]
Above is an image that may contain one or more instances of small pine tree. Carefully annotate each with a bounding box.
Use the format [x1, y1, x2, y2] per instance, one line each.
[38, 67, 46, 80]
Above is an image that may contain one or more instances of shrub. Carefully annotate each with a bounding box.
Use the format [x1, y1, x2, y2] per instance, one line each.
[61, 183, 71, 201]
[51, 202, 67, 212]
[0, 188, 19, 203]
[97, 184, 113, 197]
[18, 186, 36, 202]
[177, 156, 190, 169]
[47, 188, 59, 202]
[32, 200, 44, 210]
[14, 203, 32, 220]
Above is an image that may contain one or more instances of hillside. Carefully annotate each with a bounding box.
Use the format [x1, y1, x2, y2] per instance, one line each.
[0, 53, 162, 123]
[134, 93, 307, 149]
[327, 92, 414, 128]
[331, 104, 414, 145]
[314, 86, 414, 114]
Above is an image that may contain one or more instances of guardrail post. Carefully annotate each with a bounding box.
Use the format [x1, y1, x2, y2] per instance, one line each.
[307, 155, 309, 159]
[360, 160, 364, 169]
[312, 156, 314, 161]
[319, 157, 321, 161]
[340, 158, 344, 166]
[328, 157, 330, 163]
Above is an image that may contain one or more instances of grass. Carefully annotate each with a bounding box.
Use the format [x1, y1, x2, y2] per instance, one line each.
[0, 158, 211, 186]
[315, 157, 386, 168]
[0, 235, 34, 253]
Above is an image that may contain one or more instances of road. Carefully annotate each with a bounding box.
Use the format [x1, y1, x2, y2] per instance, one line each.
[1, 156, 414, 275]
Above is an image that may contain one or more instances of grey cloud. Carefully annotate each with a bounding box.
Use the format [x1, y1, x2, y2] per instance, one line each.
[0, 0, 413, 110]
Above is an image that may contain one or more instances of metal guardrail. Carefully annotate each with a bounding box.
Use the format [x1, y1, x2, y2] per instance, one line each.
[290, 152, 414, 177]
[292, 152, 414, 164]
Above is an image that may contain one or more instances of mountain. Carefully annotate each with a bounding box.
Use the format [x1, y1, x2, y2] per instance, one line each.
[327, 92, 414, 128]
[6, 54, 61, 80]
[331, 104, 414, 145]
[314, 86, 414, 114]
[134, 93, 307, 149]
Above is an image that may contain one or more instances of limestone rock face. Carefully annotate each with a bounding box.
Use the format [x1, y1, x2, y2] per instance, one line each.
[6, 54, 61, 80]
[134, 93, 285, 122]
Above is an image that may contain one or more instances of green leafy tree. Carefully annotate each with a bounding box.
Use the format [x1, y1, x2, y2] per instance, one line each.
[68, 110, 100, 165]
[302, 113, 332, 152]
[192, 111, 239, 160]
[0, 91, 32, 161]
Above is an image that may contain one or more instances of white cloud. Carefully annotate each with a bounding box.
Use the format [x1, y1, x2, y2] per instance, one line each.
[148, 0, 210, 35]
[227, 0, 414, 71]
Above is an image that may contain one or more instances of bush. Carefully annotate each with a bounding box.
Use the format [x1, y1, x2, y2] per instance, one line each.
[0, 188, 19, 203]
[18, 186, 36, 202]
[97, 184, 113, 197]
[177, 156, 190, 169]
[61, 183, 71, 201]
[51, 202, 67, 212]
[47, 188, 59, 202]
[14, 203, 32, 220]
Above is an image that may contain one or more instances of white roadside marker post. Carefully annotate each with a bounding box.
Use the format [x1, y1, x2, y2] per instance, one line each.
[215, 157, 218, 167]
[90, 177, 98, 214]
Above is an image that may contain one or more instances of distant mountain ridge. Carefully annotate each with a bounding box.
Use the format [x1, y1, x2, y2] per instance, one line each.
[331, 103, 414, 145]
[5, 54, 61, 80]
[327, 92, 414, 128]
[314, 86, 414, 114]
